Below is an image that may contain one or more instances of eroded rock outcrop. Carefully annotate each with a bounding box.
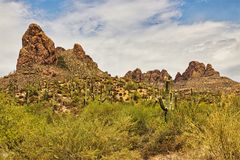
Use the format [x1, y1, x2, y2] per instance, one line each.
[73, 43, 85, 59]
[204, 64, 220, 77]
[182, 61, 206, 80]
[124, 68, 171, 84]
[14, 23, 103, 79]
[174, 72, 184, 82]
[125, 68, 143, 83]
[17, 23, 56, 70]
[175, 61, 221, 82]
[143, 69, 171, 83]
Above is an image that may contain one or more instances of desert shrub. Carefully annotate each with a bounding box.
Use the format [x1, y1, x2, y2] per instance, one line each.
[124, 82, 138, 90]
[1, 91, 240, 160]
[203, 109, 240, 160]
[57, 56, 68, 69]
[0, 96, 181, 159]
[182, 96, 240, 160]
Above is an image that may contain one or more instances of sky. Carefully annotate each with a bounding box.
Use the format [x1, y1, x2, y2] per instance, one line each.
[0, 0, 240, 81]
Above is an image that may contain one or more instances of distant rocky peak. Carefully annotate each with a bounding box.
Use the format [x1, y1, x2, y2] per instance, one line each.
[204, 64, 220, 77]
[124, 68, 171, 84]
[17, 23, 56, 70]
[174, 61, 221, 82]
[174, 72, 183, 82]
[182, 61, 206, 79]
[125, 68, 143, 83]
[73, 43, 86, 59]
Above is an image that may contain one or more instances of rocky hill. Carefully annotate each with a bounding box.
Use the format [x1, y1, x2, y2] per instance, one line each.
[124, 61, 240, 94]
[174, 61, 220, 82]
[0, 23, 239, 99]
[0, 23, 107, 90]
[173, 61, 240, 94]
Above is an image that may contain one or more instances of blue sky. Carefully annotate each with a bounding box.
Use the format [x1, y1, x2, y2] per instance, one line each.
[181, 0, 240, 23]
[0, 0, 240, 81]
[21, 0, 240, 23]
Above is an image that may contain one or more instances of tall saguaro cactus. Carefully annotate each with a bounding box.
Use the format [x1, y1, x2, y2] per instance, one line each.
[159, 79, 177, 122]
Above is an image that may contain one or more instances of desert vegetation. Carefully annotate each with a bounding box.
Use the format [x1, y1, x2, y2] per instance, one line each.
[0, 90, 239, 160]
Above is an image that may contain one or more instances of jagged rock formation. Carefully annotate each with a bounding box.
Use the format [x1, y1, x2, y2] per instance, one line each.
[123, 61, 239, 94]
[174, 61, 220, 82]
[15, 23, 103, 77]
[0, 23, 107, 91]
[17, 24, 56, 70]
[73, 43, 85, 59]
[175, 72, 184, 82]
[125, 68, 143, 83]
[174, 61, 239, 94]
[204, 64, 220, 77]
[144, 69, 171, 83]
[124, 68, 171, 85]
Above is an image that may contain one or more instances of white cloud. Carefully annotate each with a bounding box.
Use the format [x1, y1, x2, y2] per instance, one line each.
[0, 0, 240, 81]
[0, 0, 36, 75]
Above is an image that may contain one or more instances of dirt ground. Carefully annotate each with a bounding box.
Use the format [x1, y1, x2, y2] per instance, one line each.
[150, 151, 206, 160]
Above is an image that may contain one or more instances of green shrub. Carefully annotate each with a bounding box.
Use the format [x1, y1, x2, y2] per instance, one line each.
[57, 56, 68, 69]
[182, 96, 240, 160]
[1, 92, 240, 159]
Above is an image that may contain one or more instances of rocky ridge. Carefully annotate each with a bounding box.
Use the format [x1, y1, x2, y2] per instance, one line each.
[0, 23, 109, 93]
[124, 68, 171, 85]
[124, 61, 239, 94]
[174, 61, 220, 82]
[0, 23, 239, 95]
[17, 23, 102, 76]
[173, 61, 239, 94]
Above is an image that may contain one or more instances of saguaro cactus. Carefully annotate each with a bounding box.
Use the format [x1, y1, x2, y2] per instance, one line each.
[159, 79, 176, 122]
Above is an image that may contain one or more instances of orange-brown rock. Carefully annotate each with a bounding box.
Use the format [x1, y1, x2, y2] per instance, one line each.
[42, 68, 57, 77]
[173, 61, 238, 94]
[16, 23, 56, 70]
[204, 64, 220, 77]
[125, 68, 143, 83]
[174, 72, 184, 82]
[175, 61, 221, 82]
[55, 47, 66, 55]
[143, 69, 171, 84]
[73, 43, 85, 59]
[124, 68, 171, 84]
[182, 61, 206, 80]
